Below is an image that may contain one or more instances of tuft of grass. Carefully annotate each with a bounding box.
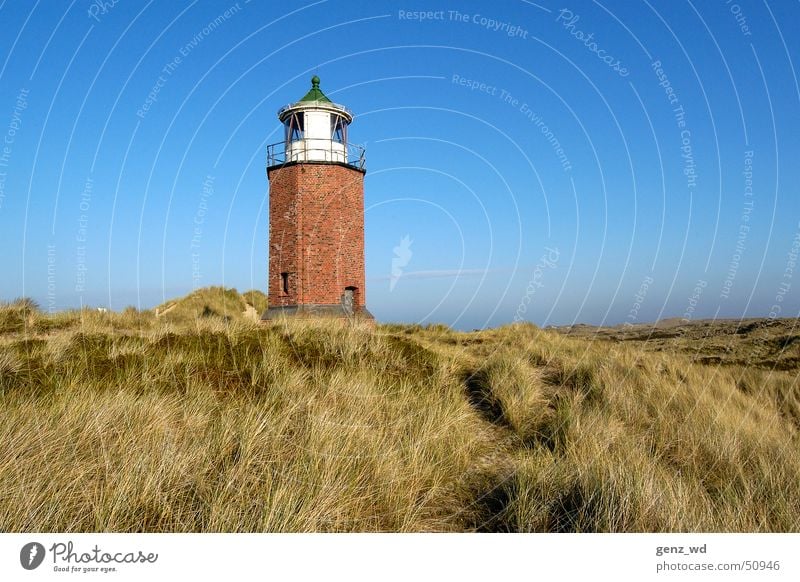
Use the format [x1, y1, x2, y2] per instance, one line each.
[0, 297, 39, 333]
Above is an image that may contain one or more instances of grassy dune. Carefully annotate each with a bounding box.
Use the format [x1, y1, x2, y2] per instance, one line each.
[0, 290, 799, 532]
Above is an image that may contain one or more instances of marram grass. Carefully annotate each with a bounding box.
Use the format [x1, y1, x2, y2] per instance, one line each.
[0, 292, 798, 532]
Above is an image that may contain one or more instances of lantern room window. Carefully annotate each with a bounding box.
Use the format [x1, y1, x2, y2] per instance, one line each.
[285, 112, 304, 143]
[331, 115, 346, 144]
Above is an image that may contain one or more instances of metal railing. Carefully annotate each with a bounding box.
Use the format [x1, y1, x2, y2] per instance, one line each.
[266, 140, 366, 171]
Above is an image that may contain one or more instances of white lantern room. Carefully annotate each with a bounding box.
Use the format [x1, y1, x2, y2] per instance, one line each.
[277, 75, 353, 164]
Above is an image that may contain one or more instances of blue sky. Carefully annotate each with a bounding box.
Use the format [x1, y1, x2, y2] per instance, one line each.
[0, 0, 798, 330]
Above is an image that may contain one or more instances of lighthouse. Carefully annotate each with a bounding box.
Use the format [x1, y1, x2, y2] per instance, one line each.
[262, 76, 372, 320]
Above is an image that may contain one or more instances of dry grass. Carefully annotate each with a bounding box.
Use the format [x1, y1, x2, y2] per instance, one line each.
[0, 292, 799, 532]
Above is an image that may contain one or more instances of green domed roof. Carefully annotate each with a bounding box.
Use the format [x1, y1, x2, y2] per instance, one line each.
[298, 75, 331, 103]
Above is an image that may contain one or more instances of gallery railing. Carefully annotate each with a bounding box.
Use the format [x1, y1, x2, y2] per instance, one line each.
[266, 140, 366, 171]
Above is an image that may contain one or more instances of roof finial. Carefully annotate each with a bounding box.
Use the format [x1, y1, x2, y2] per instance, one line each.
[298, 75, 331, 103]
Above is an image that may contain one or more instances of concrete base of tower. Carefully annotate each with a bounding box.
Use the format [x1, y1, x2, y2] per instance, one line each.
[260, 304, 374, 322]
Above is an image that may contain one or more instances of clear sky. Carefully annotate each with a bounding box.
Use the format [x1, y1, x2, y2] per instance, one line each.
[0, 0, 798, 330]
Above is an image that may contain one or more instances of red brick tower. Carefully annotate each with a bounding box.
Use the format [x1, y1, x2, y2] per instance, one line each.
[262, 76, 371, 320]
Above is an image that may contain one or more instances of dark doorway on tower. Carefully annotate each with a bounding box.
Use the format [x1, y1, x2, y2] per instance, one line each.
[342, 286, 357, 316]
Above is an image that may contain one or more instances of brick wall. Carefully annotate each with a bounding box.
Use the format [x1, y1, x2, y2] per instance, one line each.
[268, 162, 366, 310]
